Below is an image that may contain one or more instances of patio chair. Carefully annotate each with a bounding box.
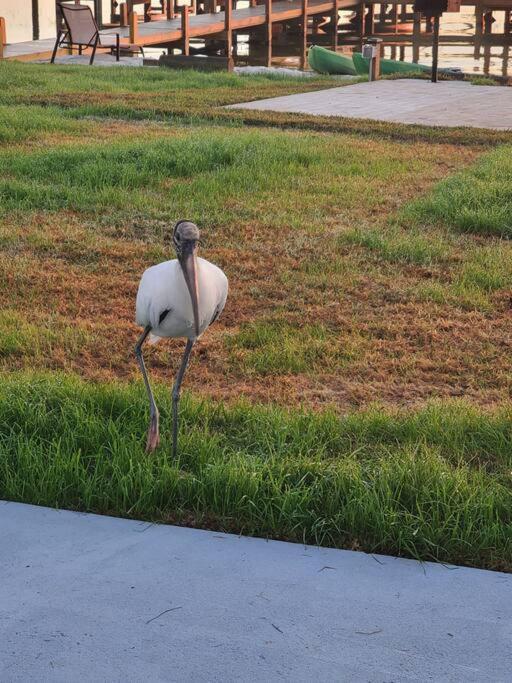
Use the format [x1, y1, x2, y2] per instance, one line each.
[51, 3, 143, 65]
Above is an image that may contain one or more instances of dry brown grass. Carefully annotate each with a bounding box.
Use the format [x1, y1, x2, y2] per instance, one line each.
[2, 122, 509, 411]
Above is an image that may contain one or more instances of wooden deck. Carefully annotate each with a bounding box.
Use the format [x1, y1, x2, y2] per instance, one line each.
[1, 0, 356, 66]
[114, 0, 357, 67]
[1, 38, 71, 62]
[2, 0, 512, 67]
[114, 0, 354, 44]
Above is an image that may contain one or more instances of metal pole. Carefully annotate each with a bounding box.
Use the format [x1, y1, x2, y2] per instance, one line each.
[431, 12, 440, 83]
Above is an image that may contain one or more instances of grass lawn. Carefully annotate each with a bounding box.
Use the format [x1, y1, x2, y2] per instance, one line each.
[0, 62, 511, 571]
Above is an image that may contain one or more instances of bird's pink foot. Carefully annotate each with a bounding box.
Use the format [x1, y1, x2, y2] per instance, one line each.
[145, 414, 160, 453]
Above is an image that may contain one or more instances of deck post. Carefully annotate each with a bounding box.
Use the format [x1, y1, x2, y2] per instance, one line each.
[412, 10, 420, 63]
[129, 10, 139, 43]
[483, 42, 491, 72]
[474, 4, 483, 58]
[332, 0, 339, 50]
[181, 5, 190, 56]
[391, 3, 398, 34]
[225, 0, 233, 68]
[265, 0, 272, 67]
[300, 0, 308, 70]
[365, 3, 374, 35]
[0, 17, 5, 60]
[505, 10, 511, 35]
[359, 3, 366, 45]
[379, 2, 386, 26]
[483, 10, 493, 34]
[166, 0, 174, 20]
[120, 3, 128, 26]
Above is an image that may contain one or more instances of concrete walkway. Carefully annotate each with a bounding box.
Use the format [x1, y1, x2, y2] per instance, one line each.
[1, 501, 511, 682]
[228, 79, 512, 130]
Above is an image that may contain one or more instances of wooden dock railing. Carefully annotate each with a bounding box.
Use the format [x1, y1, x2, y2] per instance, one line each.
[0, 17, 6, 60]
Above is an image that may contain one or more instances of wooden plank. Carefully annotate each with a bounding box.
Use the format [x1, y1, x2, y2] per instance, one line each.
[300, 0, 308, 69]
[120, 3, 128, 26]
[391, 3, 398, 35]
[484, 10, 494, 34]
[181, 5, 190, 55]
[129, 11, 139, 43]
[225, 0, 233, 66]
[379, 1, 386, 24]
[0, 17, 5, 60]
[359, 3, 365, 45]
[412, 10, 420, 62]
[332, 0, 339, 50]
[265, 0, 272, 67]
[128, 0, 152, 21]
[365, 3, 374, 34]
[475, 4, 483, 57]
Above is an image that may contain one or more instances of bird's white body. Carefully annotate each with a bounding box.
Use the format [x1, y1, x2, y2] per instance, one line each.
[136, 257, 228, 340]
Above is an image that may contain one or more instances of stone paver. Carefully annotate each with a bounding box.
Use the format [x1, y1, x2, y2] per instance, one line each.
[39, 54, 144, 67]
[227, 78, 512, 130]
[1, 501, 511, 682]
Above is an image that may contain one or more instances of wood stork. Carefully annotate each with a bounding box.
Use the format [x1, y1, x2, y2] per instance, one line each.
[135, 220, 228, 457]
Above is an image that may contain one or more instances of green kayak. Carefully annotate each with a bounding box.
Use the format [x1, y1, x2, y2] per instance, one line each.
[352, 52, 427, 76]
[308, 45, 357, 76]
[352, 52, 462, 78]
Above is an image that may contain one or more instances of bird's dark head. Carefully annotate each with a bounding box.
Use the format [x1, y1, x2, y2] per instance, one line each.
[173, 220, 200, 257]
[174, 220, 200, 338]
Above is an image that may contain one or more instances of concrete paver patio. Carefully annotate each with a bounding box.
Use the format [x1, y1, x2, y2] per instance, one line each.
[227, 79, 512, 130]
[1, 501, 511, 682]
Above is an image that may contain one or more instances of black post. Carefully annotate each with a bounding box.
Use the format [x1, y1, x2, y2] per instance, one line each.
[431, 12, 440, 82]
[94, 0, 104, 28]
[32, 0, 40, 40]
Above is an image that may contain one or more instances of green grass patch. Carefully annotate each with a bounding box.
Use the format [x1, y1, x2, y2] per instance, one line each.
[0, 310, 90, 361]
[0, 63, 509, 146]
[0, 126, 440, 235]
[227, 320, 358, 374]
[0, 61, 329, 101]
[414, 242, 512, 310]
[0, 104, 90, 143]
[406, 145, 512, 238]
[340, 225, 450, 266]
[1, 373, 511, 571]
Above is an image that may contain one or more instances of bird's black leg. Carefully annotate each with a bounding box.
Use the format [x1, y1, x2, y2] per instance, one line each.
[135, 325, 160, 453]
[171, 338, 195, 460]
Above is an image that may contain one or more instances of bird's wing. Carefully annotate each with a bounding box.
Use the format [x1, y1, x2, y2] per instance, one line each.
[146, 309, 172, 344]
[158, 308, 171, 325]
[136, 261, 177, 329]
[210, 272, 228, 325]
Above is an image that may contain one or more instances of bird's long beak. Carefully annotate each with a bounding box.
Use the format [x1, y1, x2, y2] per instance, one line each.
[179, 242, 200, 338]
